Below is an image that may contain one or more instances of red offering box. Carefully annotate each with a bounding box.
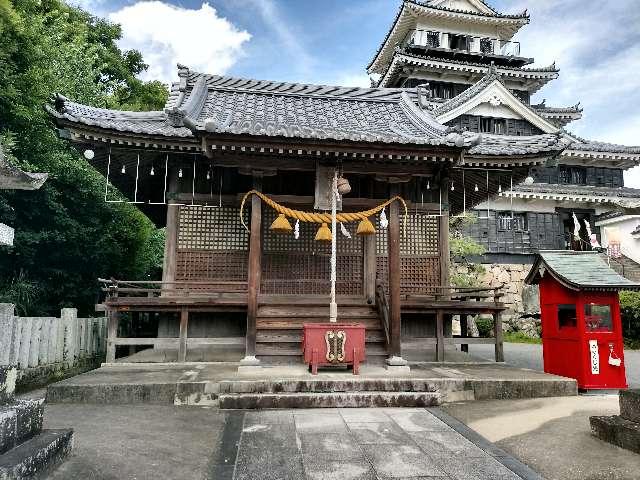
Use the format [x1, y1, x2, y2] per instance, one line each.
[302, 323, 366, 375]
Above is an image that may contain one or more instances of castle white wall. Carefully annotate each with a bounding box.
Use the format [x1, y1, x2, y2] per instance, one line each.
[596, 215, 640, 264]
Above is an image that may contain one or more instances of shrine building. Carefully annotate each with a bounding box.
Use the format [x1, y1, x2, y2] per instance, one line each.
[46, 0, 638, 367]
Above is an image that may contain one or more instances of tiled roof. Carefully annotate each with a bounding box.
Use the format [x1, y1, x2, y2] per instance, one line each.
[469, 134, 569, 157]
[47, 66, 570, 157]
[431, 68, 501, 117]
[526, 250, 640, 290]
[506, 183, 640, 202]
[0, 144, 47, 191]
[377, 51, 558, 89]
[46, 94, 193, 138]
[416, 0, 528, 19]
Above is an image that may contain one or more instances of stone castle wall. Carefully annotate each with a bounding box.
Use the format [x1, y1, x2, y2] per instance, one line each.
[453, 262, 542, 337]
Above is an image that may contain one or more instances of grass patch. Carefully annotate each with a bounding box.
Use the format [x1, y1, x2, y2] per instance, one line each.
[503, 332, 542, 344]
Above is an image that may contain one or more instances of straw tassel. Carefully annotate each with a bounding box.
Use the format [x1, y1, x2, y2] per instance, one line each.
[270, 214, 292, 234]
[356, 217, 375, 236]
[315, 222, 332, 242]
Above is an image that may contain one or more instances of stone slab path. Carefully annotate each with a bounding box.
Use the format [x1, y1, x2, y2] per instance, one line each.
[212, 408, 541, 480]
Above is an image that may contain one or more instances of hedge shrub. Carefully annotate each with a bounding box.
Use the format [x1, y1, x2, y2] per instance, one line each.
[619, 291, 640, 349]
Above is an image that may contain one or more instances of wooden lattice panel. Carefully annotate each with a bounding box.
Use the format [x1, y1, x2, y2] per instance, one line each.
[376, 213, 441, 294]
[261, 210, 363, 295]
[177, 206, 249, 251]
[376, 213, 439, 256]
[175, 250, 248, 281]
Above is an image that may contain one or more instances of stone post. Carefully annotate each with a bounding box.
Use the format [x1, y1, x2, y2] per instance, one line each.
[18, 318, 32, 369]
[0, 304, 15, 366]
[61, 308, 77, 365]
[28, 318, 42, 368]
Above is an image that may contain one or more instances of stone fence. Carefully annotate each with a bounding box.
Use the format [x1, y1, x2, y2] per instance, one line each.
[0, 303, 107, 388]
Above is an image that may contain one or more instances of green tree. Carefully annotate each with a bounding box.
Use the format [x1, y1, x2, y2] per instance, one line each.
[449, 214, 486, 287]
[0, 0, 168, 315]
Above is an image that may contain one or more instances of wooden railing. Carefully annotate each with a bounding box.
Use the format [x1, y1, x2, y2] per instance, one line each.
[406, 285, 504, 304]
[375, 280, 390, 347]
[98, 278, 247, 298]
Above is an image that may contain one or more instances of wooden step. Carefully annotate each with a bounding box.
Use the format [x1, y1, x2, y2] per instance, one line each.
[256, 343, 387, 357]
[256, 318, 381, 329]
[256, 330, 385, 343]
[259, 296, 370, 306]
[257, 305, 377, 318]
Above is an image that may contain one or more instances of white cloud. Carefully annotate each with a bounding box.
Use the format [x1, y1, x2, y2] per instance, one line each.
[109, 2, 251, 84]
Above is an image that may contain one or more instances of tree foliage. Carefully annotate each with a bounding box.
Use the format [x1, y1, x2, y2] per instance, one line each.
[0, 0, 168, 315]
[449, 213, 486, 287]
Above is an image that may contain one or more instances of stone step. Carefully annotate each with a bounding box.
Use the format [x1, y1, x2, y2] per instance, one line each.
[0, 429, 73, 479]
[619, 389, 640, 424]
[219, 378, 462, 394]
[0, 400, 45, 454]
[218, 391, 442, 409]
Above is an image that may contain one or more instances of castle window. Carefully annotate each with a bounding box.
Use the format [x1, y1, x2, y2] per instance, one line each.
[558, 166, 587, 185]
[449, 34, 470, 51]
[480, 117, 506, 135]
[497, 212, 527, 231]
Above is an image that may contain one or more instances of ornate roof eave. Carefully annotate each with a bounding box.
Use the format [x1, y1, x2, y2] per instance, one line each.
[367, 1, 529, 74]
[377, 51, 559, 89]
[433, 71, 561, 134]
[502, 187, 640, 205]
[0, 145, 47, 191]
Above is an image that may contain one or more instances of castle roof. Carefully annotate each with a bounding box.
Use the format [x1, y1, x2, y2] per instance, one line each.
[377, 51, 558, 91]
[368, 0, 529, 74]
[503, 183, 640, 207]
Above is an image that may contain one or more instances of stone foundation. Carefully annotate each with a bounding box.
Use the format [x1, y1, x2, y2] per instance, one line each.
[453, 262, 541, 337]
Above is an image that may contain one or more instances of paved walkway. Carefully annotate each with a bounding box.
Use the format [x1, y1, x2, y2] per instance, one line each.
[44, 404, 539, 480]
[443, 395, 640, 480]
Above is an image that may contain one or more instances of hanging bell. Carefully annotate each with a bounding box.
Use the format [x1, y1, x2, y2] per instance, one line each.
[315, 222, 332, 242]
[336, 176, 351, 195]
[356, 217, 375, 236]
[270, 214, 293, 234]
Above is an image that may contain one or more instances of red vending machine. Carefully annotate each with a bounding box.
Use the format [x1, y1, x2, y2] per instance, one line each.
[526, 251, 638, 390]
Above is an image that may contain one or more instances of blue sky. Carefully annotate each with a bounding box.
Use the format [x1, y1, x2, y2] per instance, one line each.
[77, 0, 640, 185]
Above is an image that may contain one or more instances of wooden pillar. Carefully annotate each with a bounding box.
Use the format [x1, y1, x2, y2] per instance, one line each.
[245, 175, 262, 359]
[106, 308, 119, 363]
[363, 233, 376, 303]
[494, 311, 504, 362]
[178, 307, 188, 363]
[436, 310, 444, 362]
[388, 183, 402, 358]
[439, 173, 450, 289]
[460, 315, 469, 353]
[162, 173, 180, 290]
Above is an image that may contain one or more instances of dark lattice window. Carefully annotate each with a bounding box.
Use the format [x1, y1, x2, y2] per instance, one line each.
[449, 34, 470, 51]
[558, 166, 587, 185]
[426, 31, 440, 48]
[480, 38, 494, 54]
[480, 117, 506, 135]
[497, 212, 527, 231]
